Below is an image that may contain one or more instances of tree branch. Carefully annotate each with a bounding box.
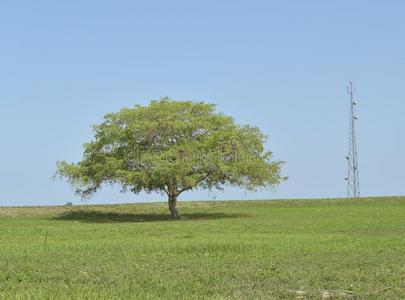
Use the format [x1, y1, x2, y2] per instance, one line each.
[177, 170, 215, 195]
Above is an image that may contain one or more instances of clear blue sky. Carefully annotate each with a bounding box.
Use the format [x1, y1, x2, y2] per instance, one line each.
[1, 1, 404, 206]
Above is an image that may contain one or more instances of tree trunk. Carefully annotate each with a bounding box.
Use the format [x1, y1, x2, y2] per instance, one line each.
[168, 194, 182, 220]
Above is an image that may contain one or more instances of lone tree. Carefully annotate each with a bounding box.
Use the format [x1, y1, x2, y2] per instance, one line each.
[57, 98, 285, 219]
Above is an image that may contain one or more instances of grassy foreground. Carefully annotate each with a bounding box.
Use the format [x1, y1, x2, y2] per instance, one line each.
[0, 197, 404, 299]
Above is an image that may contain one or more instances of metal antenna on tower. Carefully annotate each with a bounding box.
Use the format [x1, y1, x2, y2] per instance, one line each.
[345, 80, 360, 198]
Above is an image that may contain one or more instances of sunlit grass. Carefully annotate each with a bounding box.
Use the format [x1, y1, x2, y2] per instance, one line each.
[1, 197, 404, 299]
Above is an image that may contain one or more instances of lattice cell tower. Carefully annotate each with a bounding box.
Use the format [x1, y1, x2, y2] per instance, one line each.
[345, 80, 360, 198]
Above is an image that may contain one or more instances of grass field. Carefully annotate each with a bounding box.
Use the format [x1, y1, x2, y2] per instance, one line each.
[0, 197, 404, 299]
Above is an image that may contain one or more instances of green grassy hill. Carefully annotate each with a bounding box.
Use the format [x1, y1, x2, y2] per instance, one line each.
[1, 197, 404, 299]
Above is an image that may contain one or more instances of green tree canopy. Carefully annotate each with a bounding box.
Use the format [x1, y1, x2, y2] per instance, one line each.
[57, 98, 286, 219]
